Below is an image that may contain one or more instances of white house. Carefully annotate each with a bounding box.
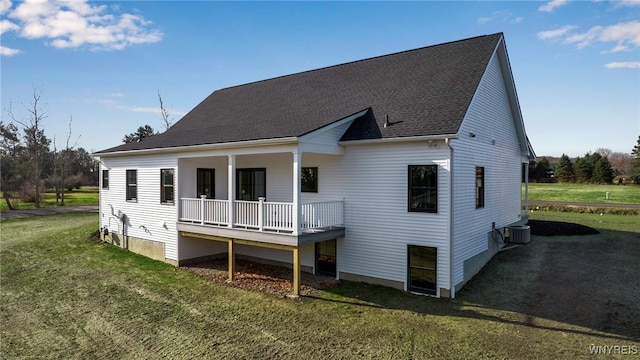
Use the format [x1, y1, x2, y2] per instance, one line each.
[94, 33, 535, 298]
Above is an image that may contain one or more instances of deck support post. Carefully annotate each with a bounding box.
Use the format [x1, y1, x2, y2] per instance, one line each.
[228, 239, 235, 282]
[292, 246, 300, 297]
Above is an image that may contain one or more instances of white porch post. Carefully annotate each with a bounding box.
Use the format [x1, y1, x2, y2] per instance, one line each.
[228, 155, 236, 228]
[200, 195, 206, 225]
[292, 151, 301, 235]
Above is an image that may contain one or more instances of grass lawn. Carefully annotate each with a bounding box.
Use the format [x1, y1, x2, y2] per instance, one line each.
[525, 182, 640, 204]
[0, 186, 99, 211]
[2, 212, 639, 359]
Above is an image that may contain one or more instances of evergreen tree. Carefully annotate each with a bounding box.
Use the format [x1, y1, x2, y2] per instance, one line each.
[632, 135, 640, 158]
[593, 157, 614, 184]
[555, 154, 575, 183]
[574, 157, 591, 183]
[529, 157, 551, 182]
[631, 135, 640, 184]
[123, 125, 157, 143]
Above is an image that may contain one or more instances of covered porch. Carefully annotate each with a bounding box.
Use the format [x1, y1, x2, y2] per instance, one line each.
[175, 143, 345, 296]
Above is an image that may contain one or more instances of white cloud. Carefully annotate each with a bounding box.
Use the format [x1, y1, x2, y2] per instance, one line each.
[563, 21, 640, 52]
[131, 106, 163, 115]
[0, 0, 11, 14]
[599, 21, 640, 47]
[95, 97, 186, 117]
[3, 0, 162, 55]
[538, 21, 640, 52]
[130, 106, 186, 117]
[0, 19, 19, 35]
[539, 0, 569, 12]
[477, 10, 523, 25]
[539, 21, 640, 68]
[0, 45, 21, 56]
[564, 26, 603, 48]
[601, 43, 628, 53]
[537, 25, 578, 40]
[614, 0, 640, 7]
[604, 61, 640, 68]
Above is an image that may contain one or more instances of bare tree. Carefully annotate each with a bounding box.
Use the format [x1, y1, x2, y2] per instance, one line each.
[158, 90, 173, 131]
[8, 87, 51, 208]
[595, 148, 613, 159]
[53, 116, 80, 205]
[609, 152, 632, 176]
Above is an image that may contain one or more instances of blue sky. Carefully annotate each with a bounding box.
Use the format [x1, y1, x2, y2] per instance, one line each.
[1, 0, 639, 157]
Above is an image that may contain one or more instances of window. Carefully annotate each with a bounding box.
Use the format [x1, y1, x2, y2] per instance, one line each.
[197, 168, 215, 199]
[316, 239, 336, 277]
[126, 170, 137, 201]
[408, 245, 437, 295]
[476, 167, 485, 208]
[301, 167, 318, 193]
[102, 170, 109, 189]
[408, 165, 437, 213]
[161, 169, 174, 204]
[237, 168, 266, 201]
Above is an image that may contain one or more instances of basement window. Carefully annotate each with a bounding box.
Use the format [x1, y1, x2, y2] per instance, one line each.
[408, 245, 437, 295]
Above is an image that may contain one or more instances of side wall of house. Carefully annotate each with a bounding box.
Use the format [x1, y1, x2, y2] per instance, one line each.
[450, 50, 524, 289]
[305, 141, 451, 294]
[99, 154, 179, 263]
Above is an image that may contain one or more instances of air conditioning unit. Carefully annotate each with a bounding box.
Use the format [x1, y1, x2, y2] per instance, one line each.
[508, 225, 531, 244]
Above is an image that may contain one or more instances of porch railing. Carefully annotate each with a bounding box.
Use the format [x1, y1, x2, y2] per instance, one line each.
[180, 197, 229, 226]
[179, 197, 343, 233]
[301, 200, 344, 230]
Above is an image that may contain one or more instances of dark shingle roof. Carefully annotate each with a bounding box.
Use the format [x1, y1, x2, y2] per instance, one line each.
[97, 33, 502, 154]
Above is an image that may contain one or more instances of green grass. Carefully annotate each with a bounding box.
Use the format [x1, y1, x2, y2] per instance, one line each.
[0, 186, 98, 211]
[525, 182, 640, 204]
[2, 212, 639, 359]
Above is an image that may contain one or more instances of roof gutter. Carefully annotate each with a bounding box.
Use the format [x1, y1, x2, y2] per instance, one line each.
[338, 134, 458, 146]
[92, 136, 299, 158]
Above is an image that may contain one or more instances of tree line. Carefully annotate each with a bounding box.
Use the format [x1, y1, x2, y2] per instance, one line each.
[0, 88, 98, 209]
[1, 88, 175, 210]
[528, 136, 640, 185]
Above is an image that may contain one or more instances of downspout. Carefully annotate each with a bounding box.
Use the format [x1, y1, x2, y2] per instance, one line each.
[445, 138, 455, 299]
[524, 162, 530, 219]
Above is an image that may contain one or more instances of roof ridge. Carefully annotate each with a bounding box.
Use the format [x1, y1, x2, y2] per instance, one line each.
[214, 33, 503, 93]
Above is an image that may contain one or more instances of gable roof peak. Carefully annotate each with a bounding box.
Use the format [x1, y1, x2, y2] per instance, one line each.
[96, 33, 505, 155]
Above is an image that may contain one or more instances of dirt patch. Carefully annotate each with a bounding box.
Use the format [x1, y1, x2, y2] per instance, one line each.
[184, 259, 339, 297]
[528, 220, 599, 236]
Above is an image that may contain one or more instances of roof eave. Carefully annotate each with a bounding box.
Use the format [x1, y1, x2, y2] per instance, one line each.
[338, 134, 458, 146]
[93, 136, 299, 158]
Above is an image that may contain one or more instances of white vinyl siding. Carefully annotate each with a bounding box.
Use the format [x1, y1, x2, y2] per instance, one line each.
[304, 142, 451, 292]
[99, 154, 178, 261]
[302, 121, 353, 146]
[450, 50, 524, 286]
